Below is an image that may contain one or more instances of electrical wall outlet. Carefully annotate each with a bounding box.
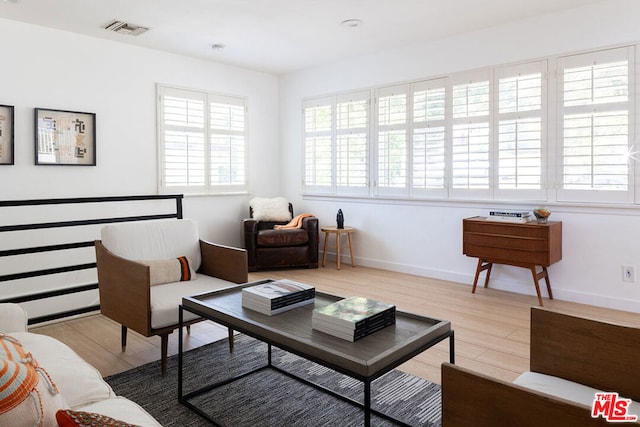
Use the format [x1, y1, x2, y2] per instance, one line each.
[623, 265, 636, 282]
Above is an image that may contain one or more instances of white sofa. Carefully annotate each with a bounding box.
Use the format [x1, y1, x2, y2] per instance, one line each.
[0, 303, 161, 426]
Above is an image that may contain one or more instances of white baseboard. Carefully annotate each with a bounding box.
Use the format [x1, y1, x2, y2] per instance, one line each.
[330, 252, 640, 312]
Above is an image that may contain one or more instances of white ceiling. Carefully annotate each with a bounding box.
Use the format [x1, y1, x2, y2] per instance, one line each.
[0, 0, 609, 75]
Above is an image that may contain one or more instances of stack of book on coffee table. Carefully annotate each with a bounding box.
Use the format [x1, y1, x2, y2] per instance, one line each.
[242, 279, 315, 315]
[312, 296, 396, 342]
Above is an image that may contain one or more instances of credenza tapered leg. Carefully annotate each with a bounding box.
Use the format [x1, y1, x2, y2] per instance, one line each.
[472, 259, 493, 293]
[542, 266, 553, 300]
[530, 266, 544, 306]
[483, 262, 493, 288]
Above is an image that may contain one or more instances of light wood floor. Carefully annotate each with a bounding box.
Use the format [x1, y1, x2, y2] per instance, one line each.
[32, 265, 640, 385]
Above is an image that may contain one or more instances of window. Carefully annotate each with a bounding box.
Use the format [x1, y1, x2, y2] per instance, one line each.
[303, 97, 332, 192]
[495, 61, 546, 200]
[412, 78, 447, 198]
[558, 47, 633, 203]
[450, 72, 491, 198]
[157, 85, 248, 195]
[377, 85, 409, 196]
[302, 45, 636, 206]
[337, 93, 369, 192]
[303, 92, 370, 195]
[375, 80, 449, 199]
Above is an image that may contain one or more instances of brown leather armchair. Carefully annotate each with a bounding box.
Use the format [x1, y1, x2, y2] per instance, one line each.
[243, 202, 319, 271]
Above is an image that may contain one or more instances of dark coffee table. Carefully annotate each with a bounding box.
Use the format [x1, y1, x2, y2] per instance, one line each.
[179, 279, 454, 426]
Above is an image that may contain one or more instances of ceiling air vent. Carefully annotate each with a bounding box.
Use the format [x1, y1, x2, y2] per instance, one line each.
[103, 20, 149, 36]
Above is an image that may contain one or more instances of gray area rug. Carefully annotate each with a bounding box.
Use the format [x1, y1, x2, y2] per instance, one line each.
[105, 335, 441, 427]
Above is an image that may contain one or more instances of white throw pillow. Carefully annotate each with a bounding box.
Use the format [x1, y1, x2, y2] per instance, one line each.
[250, 197, 291, 222]
[138, 256, 197, 286]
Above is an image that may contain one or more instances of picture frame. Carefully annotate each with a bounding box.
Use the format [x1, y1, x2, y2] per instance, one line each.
[35, 108, 96, 166]
[0, 104, 15, 165]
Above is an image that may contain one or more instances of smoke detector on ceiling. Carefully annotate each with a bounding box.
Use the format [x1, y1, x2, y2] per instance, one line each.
[103, 20, 149, 36]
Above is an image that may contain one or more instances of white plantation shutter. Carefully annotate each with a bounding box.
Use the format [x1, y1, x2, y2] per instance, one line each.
[495, 61, 546, 200]
[158, 85, 248, 194]
[159, 87, 206, 191]
[412, 78, 447, 198]
[377, 85, 409, 196]
[209, 95, 247, 189]
[336, 92, 369, 194]
[303, 98, 333, 193]
[450, 72, 491, 198]
[301, 45, 639, 205]
[303, 92, 370, 195]
[558, 47, 633, 203]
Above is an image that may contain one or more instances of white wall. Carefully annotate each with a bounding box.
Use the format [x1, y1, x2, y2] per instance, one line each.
[279, 0, 640, 311]
[0, 18, 280, 317]
[0, 17, 280, 247]
[5, 1, 640, 315]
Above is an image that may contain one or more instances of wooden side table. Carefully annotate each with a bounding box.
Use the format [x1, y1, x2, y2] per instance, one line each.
[321, 226, 356, 270]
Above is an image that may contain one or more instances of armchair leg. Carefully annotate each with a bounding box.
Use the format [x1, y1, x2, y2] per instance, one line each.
[228, 327, 234, 352]
[160, 333, 169, 376]
[121, 325, 128, 351]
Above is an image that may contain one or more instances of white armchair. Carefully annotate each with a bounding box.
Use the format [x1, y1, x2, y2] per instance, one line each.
[95, 219, 248, 375]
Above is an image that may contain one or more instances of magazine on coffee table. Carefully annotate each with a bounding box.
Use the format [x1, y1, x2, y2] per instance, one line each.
[242, 279, 315, 315]
[312, 296, 396, 341]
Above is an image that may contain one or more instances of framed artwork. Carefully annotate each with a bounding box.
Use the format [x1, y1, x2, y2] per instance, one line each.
[35, 108, 96, 166]
[0, 105, 14, 165]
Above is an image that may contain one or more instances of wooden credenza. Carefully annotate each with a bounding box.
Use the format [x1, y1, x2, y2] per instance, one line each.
[462, 216, 562, 306]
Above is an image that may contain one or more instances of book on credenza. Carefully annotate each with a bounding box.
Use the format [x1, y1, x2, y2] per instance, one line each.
[312, 296, 396, 341]
[487, 210, 533, 223]
[485, 215, 534, 223]
[488, 210, 531, 217]
[242, 279, 315, 315]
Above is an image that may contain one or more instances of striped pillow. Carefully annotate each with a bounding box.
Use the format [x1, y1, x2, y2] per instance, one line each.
[0, 358, 38, 415]
[139, 256, 196, 286]
[0, 334, 64, 427]
[0, 333, 28, 361]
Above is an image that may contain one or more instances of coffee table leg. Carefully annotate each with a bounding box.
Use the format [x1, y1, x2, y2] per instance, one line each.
[364, 380, 371, 427]
[178, 306, 184, 402]
[449, 330, 455, 364]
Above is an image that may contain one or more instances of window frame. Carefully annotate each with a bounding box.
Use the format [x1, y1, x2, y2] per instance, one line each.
[448, 69, 493, 200]
[493, 60, 548, 202]
[375, 84, 410, 197]
[301, 44, 637, 207]
[556, 47, 635, 204]
[336, 91, 370, 196]
[410, 77, 449, 199]
[157, 84, 249, 196]
[302, 92, 371, 196]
